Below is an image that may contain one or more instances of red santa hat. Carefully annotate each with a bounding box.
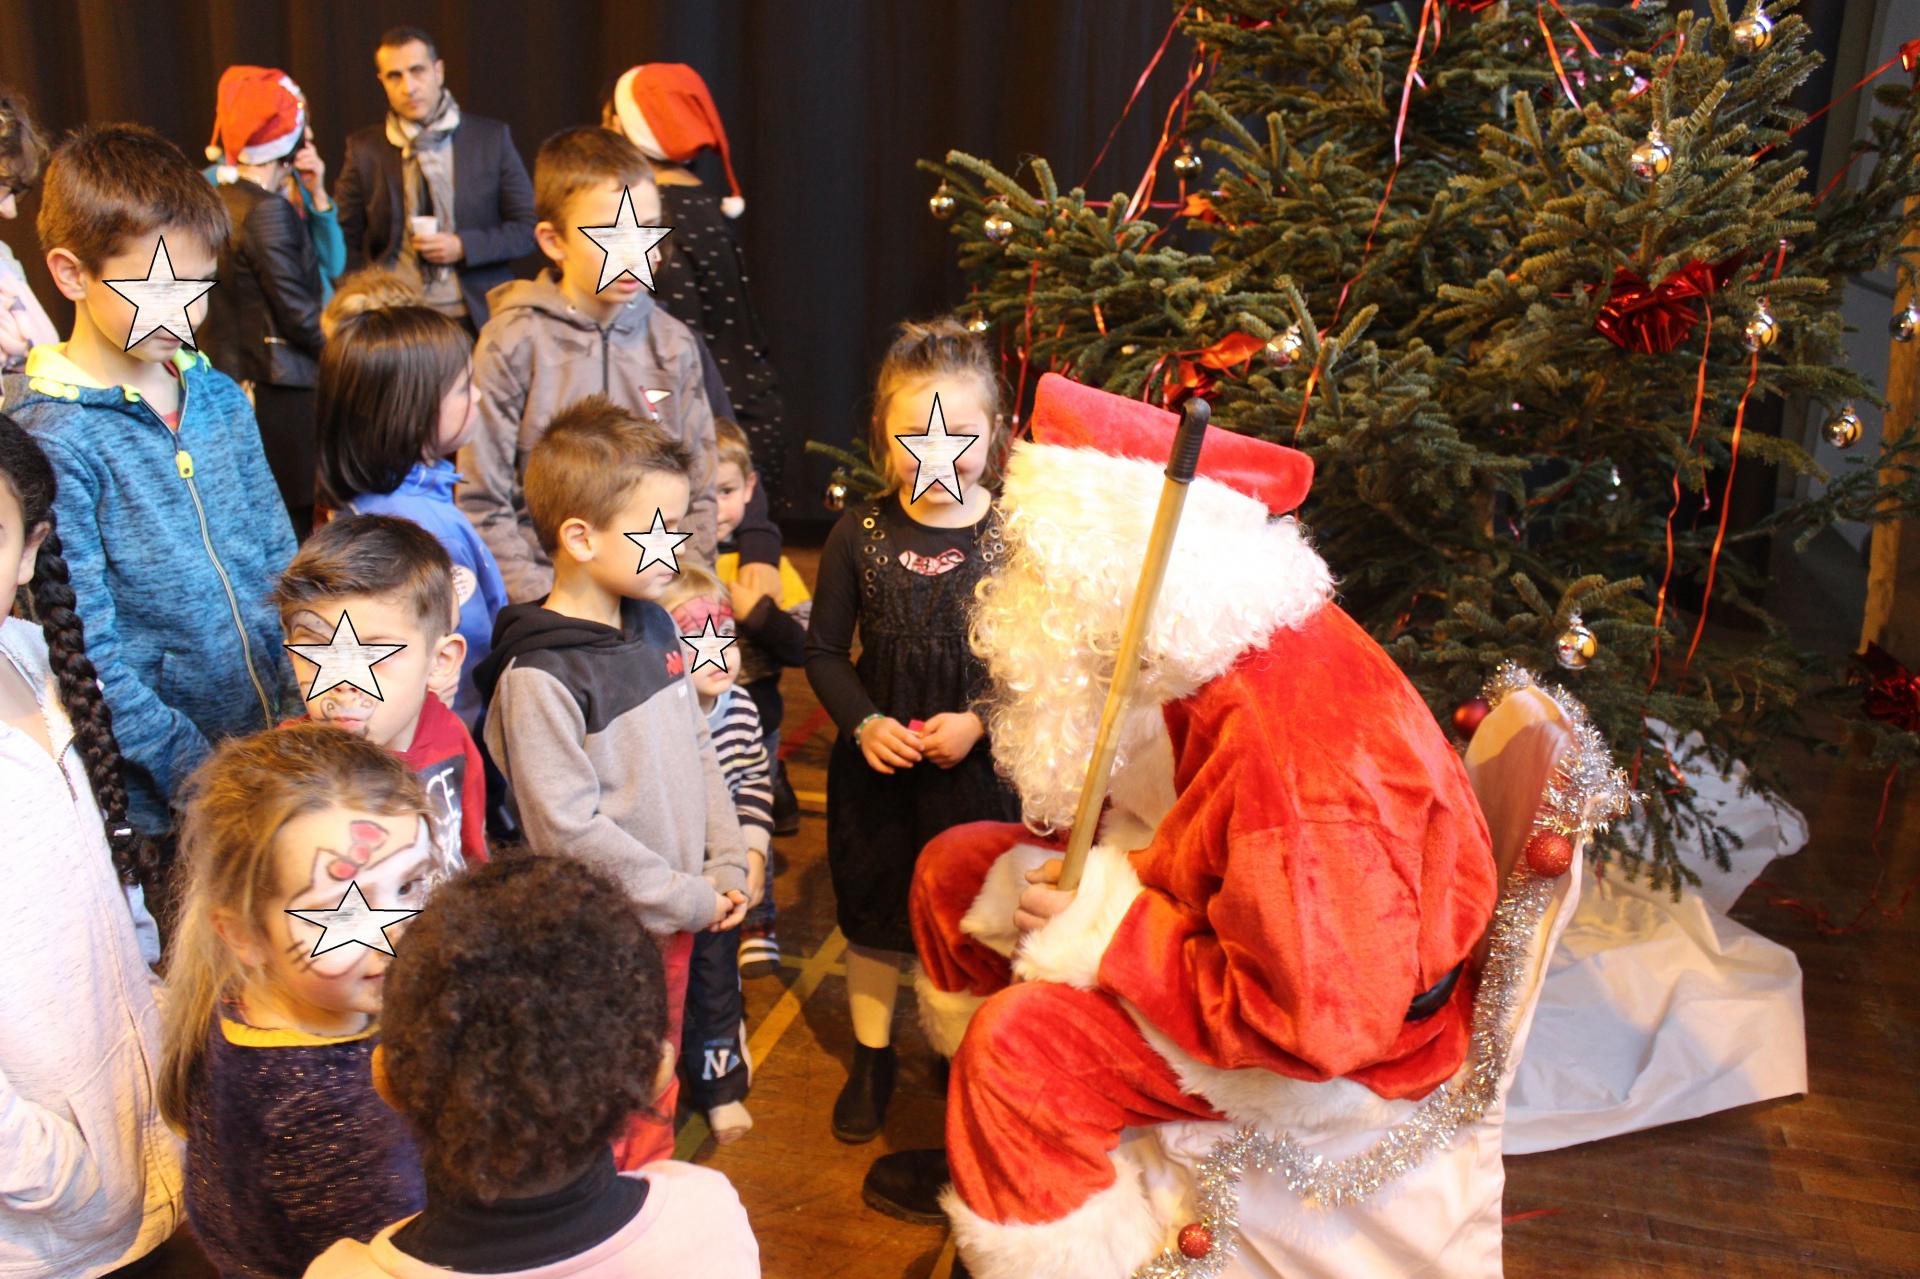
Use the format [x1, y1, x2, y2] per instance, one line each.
[206, 66, 306, 169]
[1027, 371, 1315, 516]
[613, 63, 746, 218]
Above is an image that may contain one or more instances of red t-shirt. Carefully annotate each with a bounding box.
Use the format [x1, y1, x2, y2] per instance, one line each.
[396, 695, 490, 867]
[278, 696, 489, 866]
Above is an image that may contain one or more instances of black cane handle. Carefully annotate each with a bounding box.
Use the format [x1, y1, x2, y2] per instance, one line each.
[1166, 397, 1210, 483]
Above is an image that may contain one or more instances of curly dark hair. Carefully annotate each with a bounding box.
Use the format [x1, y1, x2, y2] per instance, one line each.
[0, 414, 156, 889]
[380, 851, 668, 1201]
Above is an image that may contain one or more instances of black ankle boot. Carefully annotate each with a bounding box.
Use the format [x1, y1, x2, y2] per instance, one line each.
[771, 761, 801, 836]
[832, 1043, 897, 1144]
[861, 1147, 952, 1224]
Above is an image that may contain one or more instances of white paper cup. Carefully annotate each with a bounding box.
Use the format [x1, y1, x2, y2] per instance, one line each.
[409, 215, 438, 240]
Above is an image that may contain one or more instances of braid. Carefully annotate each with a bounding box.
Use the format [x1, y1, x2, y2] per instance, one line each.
[28, 524, 158, 888]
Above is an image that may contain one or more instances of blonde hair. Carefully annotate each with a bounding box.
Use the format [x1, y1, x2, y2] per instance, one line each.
[714, 417, 753, 477]
[869, 318, 1007, 493]
[321, 267, 425, 341]
[657, 560, 726, 616]
[158, 724, 434, 1130]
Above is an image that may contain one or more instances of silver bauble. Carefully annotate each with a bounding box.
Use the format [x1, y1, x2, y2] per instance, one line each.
[1741, 302, 1780, 352]
[928, 186, 957, 220]
[983, 210, 1015, 245]
[1263, 325, 1305, 368]
[1629, 132, 1673, 181]
[1171, 146, 1204, 180]
[1822, 405, 1863, 450]
[964, 310, 991, 335]
[1892, 304, 1920, 343]
[1731, 12, 1774, 54]
[1555, 616, 1599, 671]
[824, 476, 850, 512]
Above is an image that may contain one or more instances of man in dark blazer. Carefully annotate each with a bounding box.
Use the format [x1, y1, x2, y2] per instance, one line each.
[334, 25, 535, 330]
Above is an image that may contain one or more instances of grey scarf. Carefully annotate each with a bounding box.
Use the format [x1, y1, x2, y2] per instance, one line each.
[386, 91, 461, 285]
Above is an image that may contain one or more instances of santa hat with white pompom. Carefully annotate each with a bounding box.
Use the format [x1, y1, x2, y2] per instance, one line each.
[205, 66, 306, 185]
[613, 63, 747, 218]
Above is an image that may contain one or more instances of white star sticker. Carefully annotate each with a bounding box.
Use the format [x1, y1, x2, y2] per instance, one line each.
[681, 616, 736, 674]
[578, 187, 673, 293]
[624, 510, 691, 575]
[284, 611, 407, 701]
[105, 237, 215, 351]
[286, 881, 420, 959]
[896, 393, 979, 502]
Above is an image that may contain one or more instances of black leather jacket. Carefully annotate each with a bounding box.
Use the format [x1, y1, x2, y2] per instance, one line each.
[203, 178, 326, 388]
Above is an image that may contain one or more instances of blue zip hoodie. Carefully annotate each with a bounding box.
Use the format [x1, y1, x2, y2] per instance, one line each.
[1, 345, 299, 833]
[345, 459, 510, 730]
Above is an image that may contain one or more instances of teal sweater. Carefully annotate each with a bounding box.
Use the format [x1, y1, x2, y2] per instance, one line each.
[1, 345, 299, 832]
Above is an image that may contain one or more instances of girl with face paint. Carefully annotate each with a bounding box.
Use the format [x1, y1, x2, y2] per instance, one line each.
[158, 724, 450, 1279]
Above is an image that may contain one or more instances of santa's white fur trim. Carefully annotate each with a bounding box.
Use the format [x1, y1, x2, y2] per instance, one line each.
[1127, 1009, 1416, 1138]
[943, 1151, 1167, 1279]
[913, 969, 986, 1060]
[1100, 715, 1179, 849]
[959, 844, 1058, 960]
[1012, 845, 1143, 990]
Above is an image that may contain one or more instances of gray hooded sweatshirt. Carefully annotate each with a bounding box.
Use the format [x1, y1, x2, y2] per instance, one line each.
[457, 272, 719, 603]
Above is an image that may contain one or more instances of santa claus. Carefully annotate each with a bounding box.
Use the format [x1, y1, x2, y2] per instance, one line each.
[867, 373, 1500, 1279]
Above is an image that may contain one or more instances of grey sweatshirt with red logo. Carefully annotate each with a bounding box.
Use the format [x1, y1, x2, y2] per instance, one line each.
[476, 596, 747, 933]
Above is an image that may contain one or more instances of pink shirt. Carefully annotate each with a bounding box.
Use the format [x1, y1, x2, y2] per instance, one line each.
[301, 1163, 758, 1279]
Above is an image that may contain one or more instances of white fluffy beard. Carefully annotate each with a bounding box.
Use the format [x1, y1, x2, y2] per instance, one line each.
[972, 443, 1335, 833]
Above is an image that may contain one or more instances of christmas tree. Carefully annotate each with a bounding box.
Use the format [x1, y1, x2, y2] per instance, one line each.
[891, 1, 1920, 887]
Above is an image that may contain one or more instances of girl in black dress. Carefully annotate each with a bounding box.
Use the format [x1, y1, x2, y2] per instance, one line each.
[804, 320, 1021, 1143]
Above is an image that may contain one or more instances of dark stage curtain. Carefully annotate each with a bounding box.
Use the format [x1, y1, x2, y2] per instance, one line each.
[0, 0, 1190, 522]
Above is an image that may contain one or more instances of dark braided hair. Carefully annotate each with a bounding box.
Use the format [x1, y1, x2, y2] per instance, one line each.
[0, 414, 156, 887]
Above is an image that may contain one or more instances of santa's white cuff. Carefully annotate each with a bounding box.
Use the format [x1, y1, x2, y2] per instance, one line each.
[1012, 844, 1143, 990]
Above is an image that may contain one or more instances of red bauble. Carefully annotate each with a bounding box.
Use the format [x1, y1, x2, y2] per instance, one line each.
[1524, 830, 1576, 878]
[1451, 697, 1491, 740]
[1177, 1223, 1213, 1259]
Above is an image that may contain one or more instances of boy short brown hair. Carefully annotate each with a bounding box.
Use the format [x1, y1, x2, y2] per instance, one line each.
[713, 417, 753, 478]
[37, 124, 229, 273]
[273, 514, 455, 640]
[533, 126, 652, 226]
[524, 395, 691, 553]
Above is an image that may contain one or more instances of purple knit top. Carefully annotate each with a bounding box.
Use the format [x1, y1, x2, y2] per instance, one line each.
[184, 1010, 425, 1278]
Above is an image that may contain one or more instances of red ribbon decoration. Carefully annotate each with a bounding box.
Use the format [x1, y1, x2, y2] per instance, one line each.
[1861, 643, 1920, 734]
[1151, 330, 1266, 409]
[1590, 260, 1737, 355]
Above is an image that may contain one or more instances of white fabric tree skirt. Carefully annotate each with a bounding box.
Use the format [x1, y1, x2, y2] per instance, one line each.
[1505, 726, 1810, 1154]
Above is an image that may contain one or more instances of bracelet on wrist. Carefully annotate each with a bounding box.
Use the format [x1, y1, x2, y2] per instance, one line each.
[854, 712, 884, 744]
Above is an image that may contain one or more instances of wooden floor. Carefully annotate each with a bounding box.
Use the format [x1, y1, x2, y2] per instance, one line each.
[688, 542, 1920, 1279]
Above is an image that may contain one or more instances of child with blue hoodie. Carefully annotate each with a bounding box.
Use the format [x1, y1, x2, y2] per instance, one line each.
[316, 304, 506, 730]
[0, 124, 298, 837]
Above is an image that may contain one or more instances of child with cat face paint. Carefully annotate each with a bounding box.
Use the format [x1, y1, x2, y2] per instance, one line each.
[158, 725, 450, 1279]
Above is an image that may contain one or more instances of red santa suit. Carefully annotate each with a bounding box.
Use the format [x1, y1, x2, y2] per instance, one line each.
[910, 374, 1498, 1278]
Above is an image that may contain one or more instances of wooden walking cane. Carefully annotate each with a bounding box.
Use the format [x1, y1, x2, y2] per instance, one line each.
[1055, 397, 1212, 893]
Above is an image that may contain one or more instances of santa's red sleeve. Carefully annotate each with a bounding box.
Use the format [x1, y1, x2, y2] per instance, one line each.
[1017, 606, 1498, 1100]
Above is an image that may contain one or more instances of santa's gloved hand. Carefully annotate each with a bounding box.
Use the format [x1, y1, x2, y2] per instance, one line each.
[1014, 857, 1076, 933]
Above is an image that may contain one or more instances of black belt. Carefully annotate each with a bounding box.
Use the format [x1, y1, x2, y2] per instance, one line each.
[1404, 961, 1466, 1023]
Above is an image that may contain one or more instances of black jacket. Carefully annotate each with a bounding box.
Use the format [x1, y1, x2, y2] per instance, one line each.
[203, 178, 326, 388]
[333, 114, 536, 328]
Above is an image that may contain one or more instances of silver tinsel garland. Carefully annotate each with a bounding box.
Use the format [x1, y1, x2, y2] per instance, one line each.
[1132, 666, 1631, 1279]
